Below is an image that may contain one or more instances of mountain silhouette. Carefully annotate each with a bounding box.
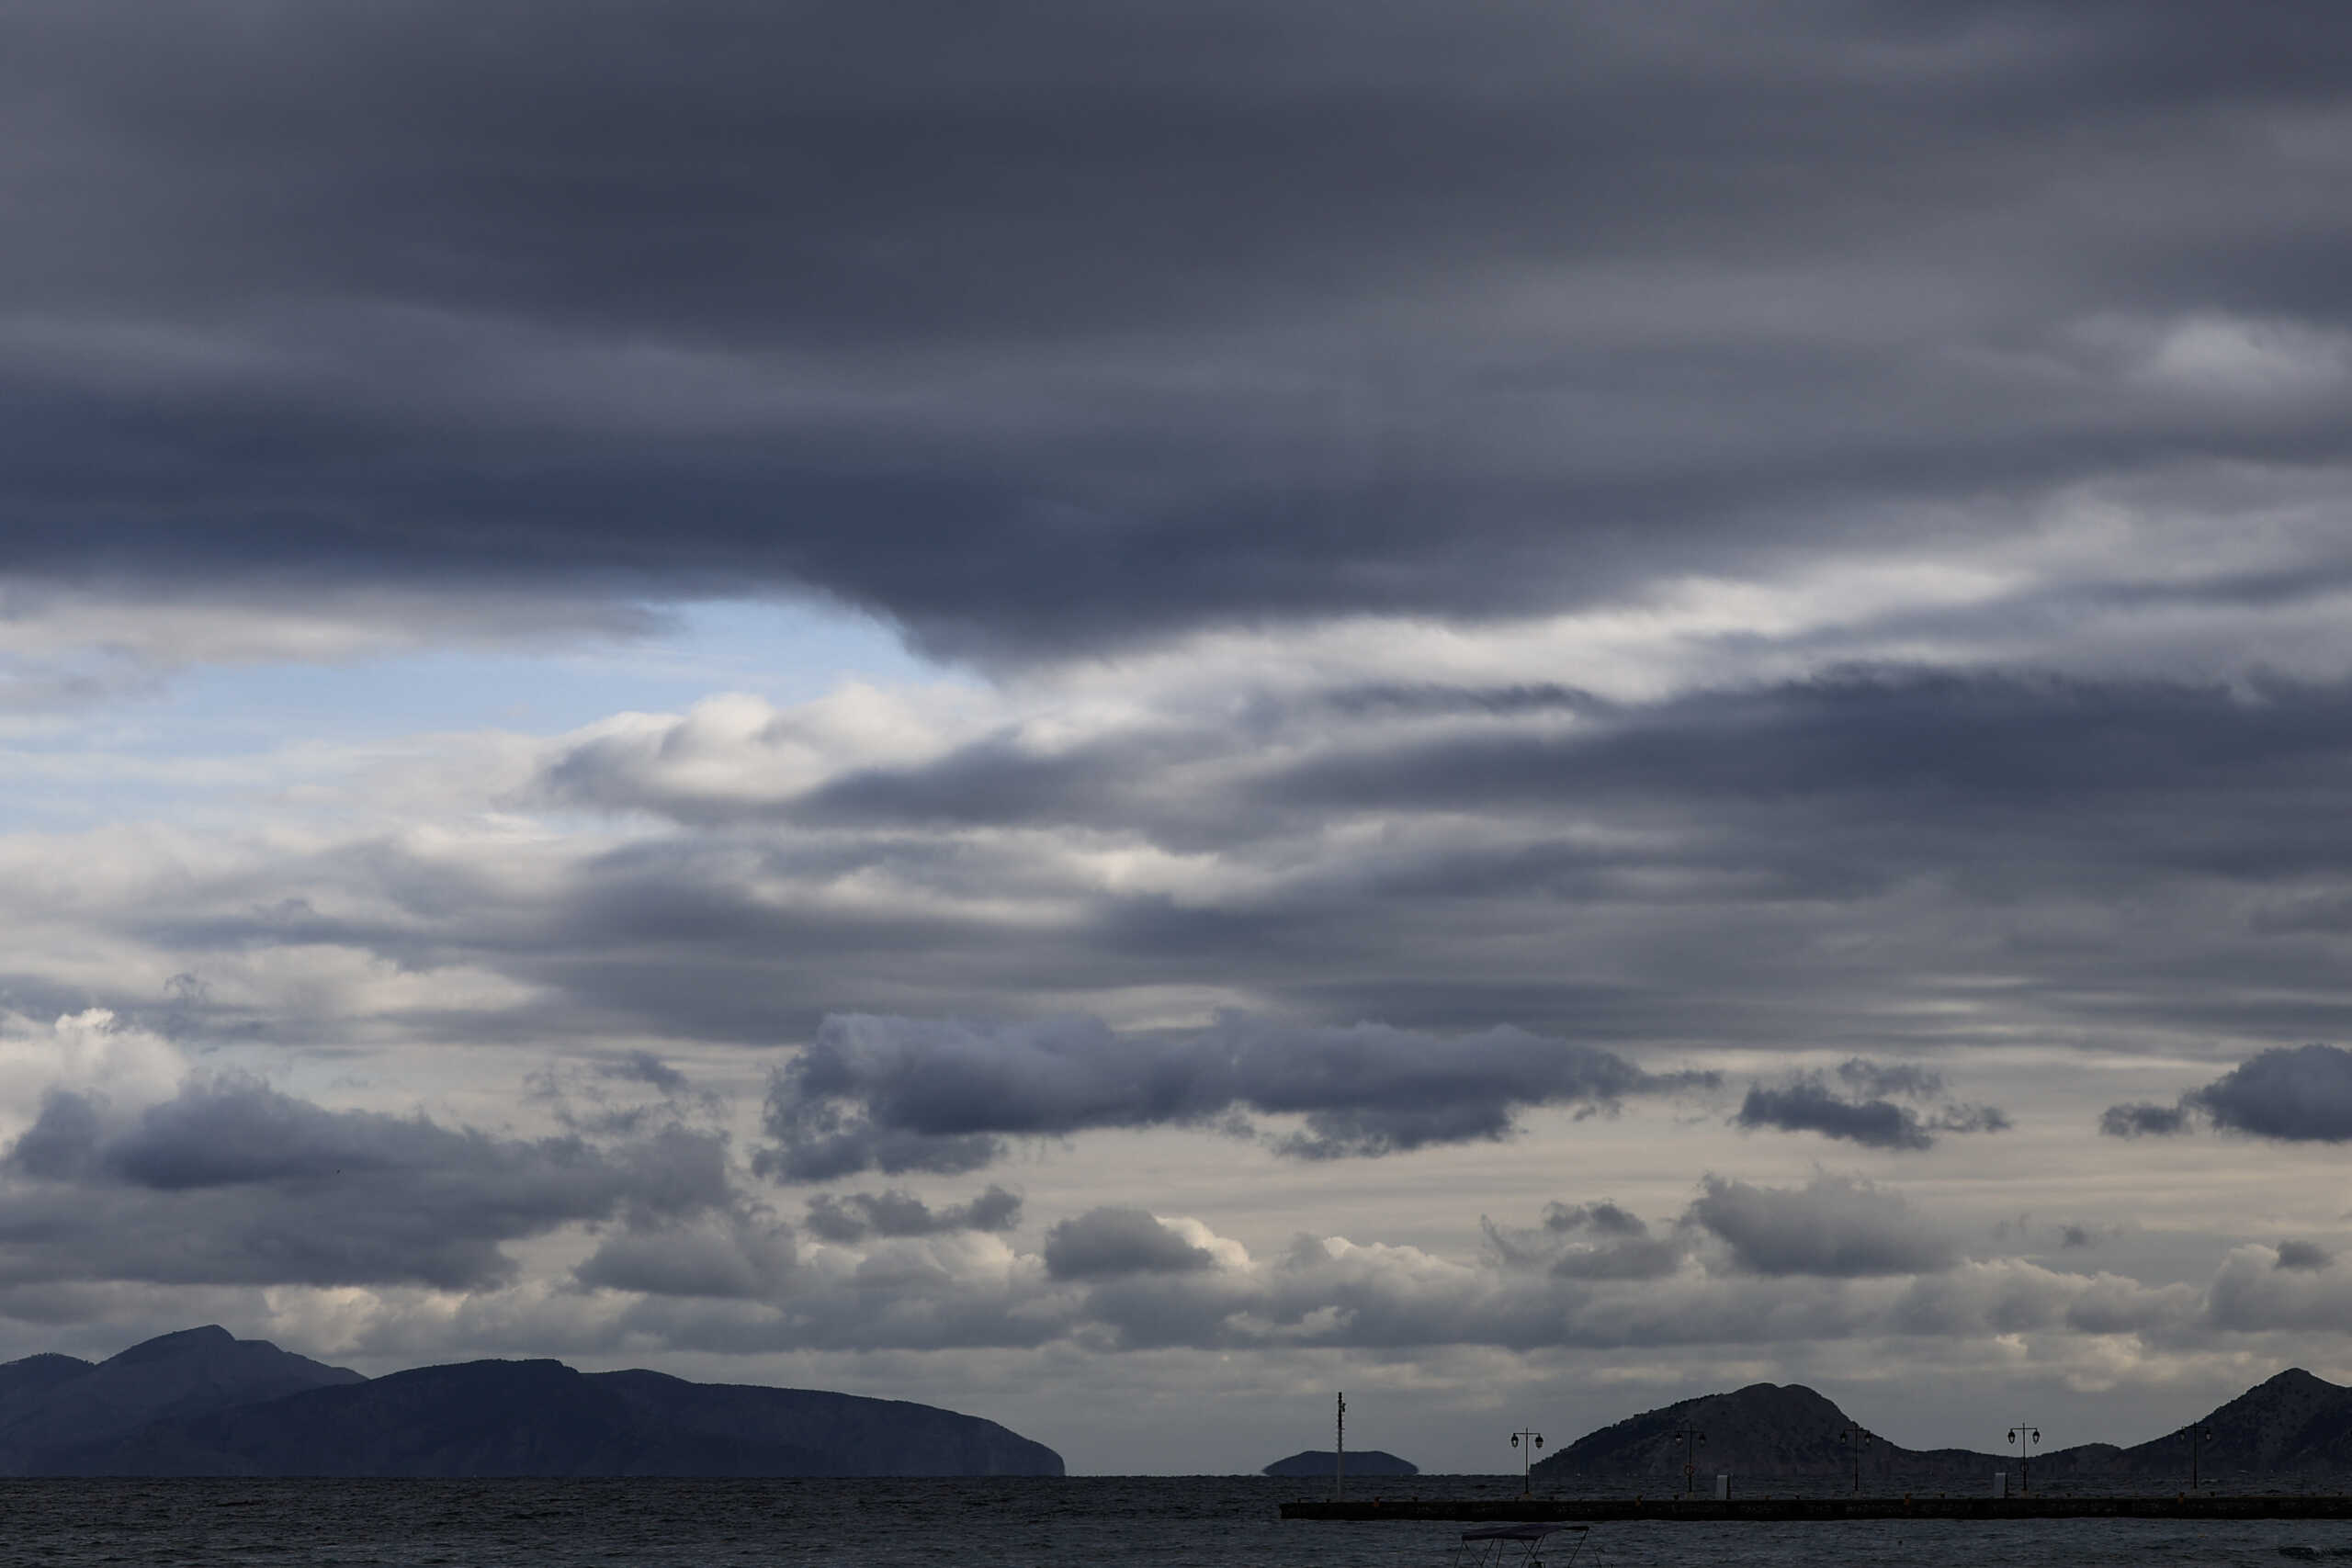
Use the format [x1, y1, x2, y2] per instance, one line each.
[2035, 1368, 2352, 1482]
[0, 1325, 359, 1473]
[0, 1327, 1060, 1477]
[1533, 1369, 2352, 1487]
[1532, 1381, 1985, 1485]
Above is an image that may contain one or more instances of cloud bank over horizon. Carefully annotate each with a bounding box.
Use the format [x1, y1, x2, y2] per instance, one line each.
[6, 0, 2352, 1472]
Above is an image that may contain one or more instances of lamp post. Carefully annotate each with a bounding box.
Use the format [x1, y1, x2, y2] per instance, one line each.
[2007, 1423, 2041, 1495]
[1673, 1427, 1706, 1498]
[1841, 1422, 1871, 1495]
[2179, 1424, 2214, 1491]
[1510, 1428, 1544, 1496]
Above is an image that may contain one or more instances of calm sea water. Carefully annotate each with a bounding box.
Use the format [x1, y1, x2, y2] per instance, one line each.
[3, 1477, 2350, 1567]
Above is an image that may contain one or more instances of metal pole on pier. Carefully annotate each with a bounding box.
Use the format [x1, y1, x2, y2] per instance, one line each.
[2007, 1423, 2041, 1495]
[1510, 1428, 1544, 1496]
[2179, 1424, 2212, 1490]
[1842, 1423, 1871, 1495]
[1672, 1427, 1706, 1498]
[1335, 1392, 1345, 1501]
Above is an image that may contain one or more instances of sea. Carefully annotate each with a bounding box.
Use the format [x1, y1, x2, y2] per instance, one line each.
[4, 1475, 2351, 1567]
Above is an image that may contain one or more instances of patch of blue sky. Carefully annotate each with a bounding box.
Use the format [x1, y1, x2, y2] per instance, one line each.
[0, 597, 954, 830]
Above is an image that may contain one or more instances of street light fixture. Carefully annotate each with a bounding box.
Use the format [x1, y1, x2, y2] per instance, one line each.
[1510, 1429, 1544, 1496]
[2007, 1424, 2041, 1495]
[1673, 1427, 1706, 1498]
[2179, 1424, 2215, 1491]
[1841, 1422, 1871, 1496]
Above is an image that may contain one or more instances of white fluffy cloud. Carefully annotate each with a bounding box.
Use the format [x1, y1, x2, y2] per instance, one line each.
[0, 1009, 182, 1137]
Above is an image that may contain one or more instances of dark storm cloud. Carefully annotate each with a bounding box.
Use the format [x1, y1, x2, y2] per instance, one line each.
[6, 0, 2346, 1215]
[751, 1013, 1716, 1182]
[1734, 1062, 2009, 1151]
[802, 1185, 1023, 1244]
[1736, 1081, 1936, 1150]
[1042, 1208, 1216, 1280]
[0, 1075, 730, 1290]
[2194, 1045, 2352, 1141]
[1685, 1173, 1962, 1277]
[2099, 1045, 2352, 1142]
[4, 3, 2352, 656]
[2276, 1240, 2334, 1271]
[1273, 671, 2352, 827]
[2099, 1101, 2191, 1138]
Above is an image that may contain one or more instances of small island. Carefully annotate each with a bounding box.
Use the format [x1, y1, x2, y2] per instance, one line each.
[1263, 1449, 1418, 1478]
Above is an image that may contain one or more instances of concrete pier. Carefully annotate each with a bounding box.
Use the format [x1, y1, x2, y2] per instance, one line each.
[1281, 1495, 2352, 1522]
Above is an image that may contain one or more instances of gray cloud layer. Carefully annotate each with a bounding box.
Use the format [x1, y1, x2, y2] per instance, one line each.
[1043, 1208, 1216, 1280]
[2, 4, 2351, 661]
[475, 668, 2352, 1062]
[17, 664, 2352, 1150]
[1685, 1174, 1962, 1278]
[753, 1013, 1716, 1181]
[2100, 1044, 2352, 1142]
[547, 1179, 2225, 1359]
[2, 1074, 729, 1290]
[2276, 1240, 2334, 1271]
[1735, 1059, 2010, 1150]
[1482, 1201, 1683, 1281]
[802, 1186, 1023, 1244]
[9, 0, 2352, 1412]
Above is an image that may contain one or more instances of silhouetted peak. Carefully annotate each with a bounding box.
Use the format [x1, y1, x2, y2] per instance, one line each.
[1719, 1382, 1838, 1409]
[1668, 1382, 1849, 1427]
[2204, 1367, 2348, 1425]
[2263, 1369, 2341, 1393]
[101, 1325, 236, 1367]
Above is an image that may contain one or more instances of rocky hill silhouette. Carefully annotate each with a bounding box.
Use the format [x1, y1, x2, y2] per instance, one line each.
[1532, 1369, 2352, 1487]
[2037, 1369, 2352, 1482]
[0, 1326, 1061, 1477]
[0, 1325, 360, 1473]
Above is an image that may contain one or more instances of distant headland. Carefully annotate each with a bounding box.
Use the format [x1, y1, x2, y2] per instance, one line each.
[1263, 1449, 1418, 1478]
[1530, 1368, 2352, 1486]
[0, 1325, 1063, 1477]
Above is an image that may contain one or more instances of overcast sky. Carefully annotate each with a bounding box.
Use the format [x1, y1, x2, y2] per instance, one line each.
[6, 0, 2352, 1474]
